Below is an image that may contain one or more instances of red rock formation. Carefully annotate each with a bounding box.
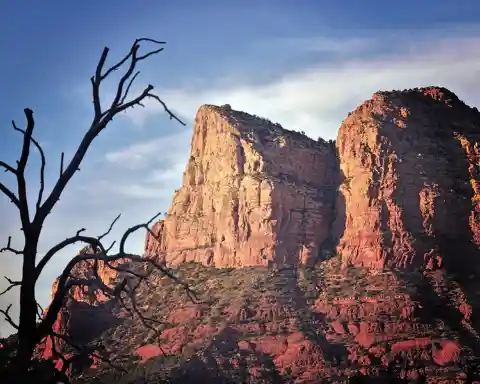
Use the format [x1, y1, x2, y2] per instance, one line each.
[145, 104, 338, 268]
[335, 87, 480, 270]
[136, 344, 163, 363]
[39, 87, 480, 383]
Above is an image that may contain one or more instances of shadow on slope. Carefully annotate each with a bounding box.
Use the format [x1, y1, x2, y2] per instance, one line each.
[383, 102, 480, 378]
[68, 253, 480, 383]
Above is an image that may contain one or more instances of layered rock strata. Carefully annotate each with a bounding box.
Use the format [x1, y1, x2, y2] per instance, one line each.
[145, 104, 338, 268]
[335, 87, 480, 271]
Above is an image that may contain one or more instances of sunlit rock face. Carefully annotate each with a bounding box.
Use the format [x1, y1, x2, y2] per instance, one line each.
[145, 104, 339, 268]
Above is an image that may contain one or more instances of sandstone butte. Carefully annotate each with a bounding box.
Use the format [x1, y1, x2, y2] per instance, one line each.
[144, 103, 339, 268]
[31, 87, 480, 383]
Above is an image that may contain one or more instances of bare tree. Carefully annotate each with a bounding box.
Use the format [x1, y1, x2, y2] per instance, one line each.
[0, 38, 192, 375]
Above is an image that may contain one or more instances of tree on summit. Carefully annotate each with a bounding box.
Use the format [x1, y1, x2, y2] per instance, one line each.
[0, 38, 195, 381]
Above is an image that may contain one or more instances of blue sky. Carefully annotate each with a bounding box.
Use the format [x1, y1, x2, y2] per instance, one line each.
[1, 0, 480, 335]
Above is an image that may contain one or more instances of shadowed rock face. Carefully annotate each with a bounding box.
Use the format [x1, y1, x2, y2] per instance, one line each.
[336, 87, 480, 271]
[35, 247, 128, 367]
[145, 104, 339, 268]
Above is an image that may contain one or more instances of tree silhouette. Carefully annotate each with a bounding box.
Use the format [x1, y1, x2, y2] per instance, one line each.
[0, 38, 194, 380]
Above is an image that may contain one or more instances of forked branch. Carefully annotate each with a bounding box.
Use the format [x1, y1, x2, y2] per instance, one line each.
[0, 304, 18, 330]
[35, 233, 107, 281]
[0, 236, 22, 255]
[12, 108, 35, 228]
[0, 276, 21, 296]
[37, 211, 197, 344]
[0, 37, 188, 373]
[12, 121, 46, 211]
[34, 38, 185, 230]
[35, 213, 121, 280]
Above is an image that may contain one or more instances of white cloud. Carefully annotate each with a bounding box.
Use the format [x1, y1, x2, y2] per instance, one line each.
[253, 35, 380, 56]
[122, 31, 480, 141]
[146, 162, 186, 184]
[95, 128, 191, 202]
[105, 129, 192, 170]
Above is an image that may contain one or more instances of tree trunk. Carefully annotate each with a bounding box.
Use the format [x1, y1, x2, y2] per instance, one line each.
[16, 244, 38, 371]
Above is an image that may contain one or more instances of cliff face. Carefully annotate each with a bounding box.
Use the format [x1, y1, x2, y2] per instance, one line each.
[145, 104, 338, 268]
[145, 91, 480, 272]
[336, 87, 480, 271]
[41, 88, 480, 383]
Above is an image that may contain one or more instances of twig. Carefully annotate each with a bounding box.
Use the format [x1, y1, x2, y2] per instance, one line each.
[0, 183, 20, 209]
[34, 38, 184, 229]
[119, 211, 162, 254]
[36, 301, 44, 320]
[145, 92, 185, 125]
[60, 152, 64, 177]
[12, 108, 35, 227]
[0, 160, 16, 175]
[106, 261, 146, 279]
[49, 330, 127, 373]
[120, 71, 140, 105]
[35, 232, 107, 280]
[0, 304, 19, 330]
[0, 236, 22, 255]
[98, 213, 121, 241]
[105, 240, 116, 253]
[13, 125, 46, 211]
[0, 276, 21, 296]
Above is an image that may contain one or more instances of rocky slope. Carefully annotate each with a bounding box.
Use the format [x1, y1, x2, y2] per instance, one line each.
[72, 261, 473, 383]
[144, 104, 339, 268]
[35, 87, 480, 383]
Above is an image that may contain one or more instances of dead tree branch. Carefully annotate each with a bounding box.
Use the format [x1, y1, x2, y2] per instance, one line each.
[0, 182, 20, 209]
[60, 152, 64, 176]
[12, 109, 35, 229]
[34, 38, 184, 230]
[49, 330, 127, 373]
[0, 276, 21, 296]
[0, 236, 22, 255]
[0, 304, 18, 330]
[12, 124, 46, 211]
[37, 210, 197, 345]
[105, 261, 146, 279]
[0, 160, 16, 175]
[119, 211, 161, 254]
[35, 212, 121, 280]
[98, 213, 121, 241]
[36, 301, 44, 321]
[35, 234, 106, 281]
[0, 37, 189, 370]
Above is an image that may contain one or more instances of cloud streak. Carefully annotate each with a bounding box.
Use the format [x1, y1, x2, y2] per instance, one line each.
[105, 129, 192, 171]
[125, 31, 480, 141]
